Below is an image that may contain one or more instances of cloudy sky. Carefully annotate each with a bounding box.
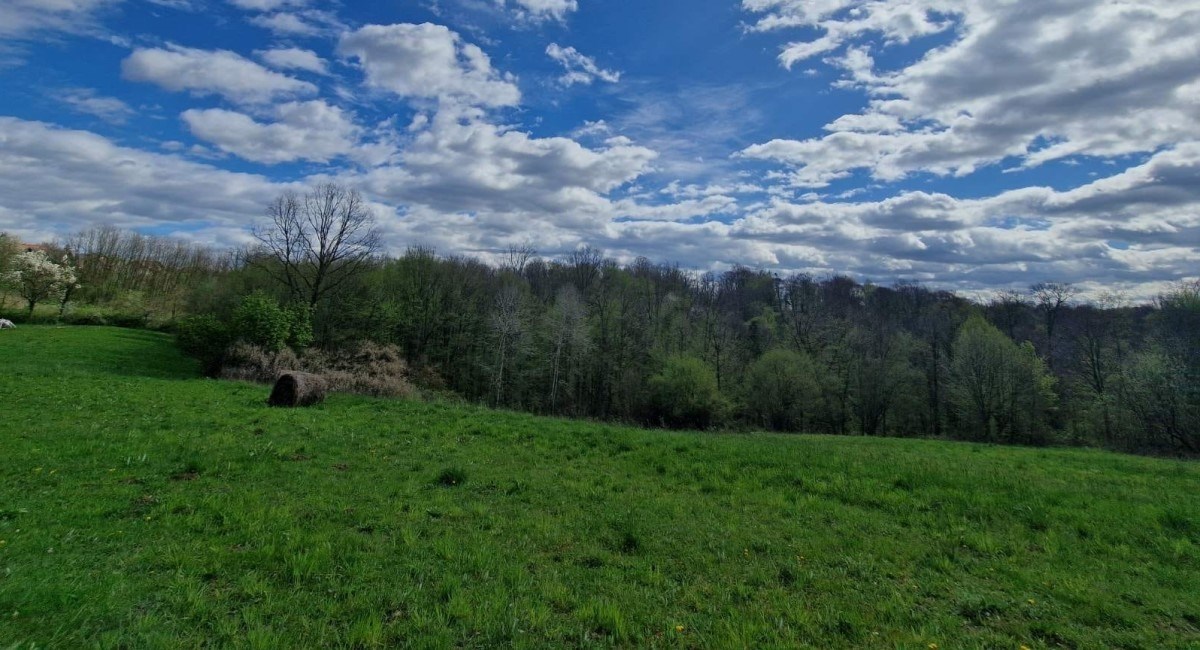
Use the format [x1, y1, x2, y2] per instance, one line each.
[1, 0, 1197, 297]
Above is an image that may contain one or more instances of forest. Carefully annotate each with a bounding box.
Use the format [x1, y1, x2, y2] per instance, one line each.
[2, 185, 1197, 455]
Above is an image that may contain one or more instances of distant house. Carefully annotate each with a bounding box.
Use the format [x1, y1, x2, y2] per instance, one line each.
[22, 242, 52, 254]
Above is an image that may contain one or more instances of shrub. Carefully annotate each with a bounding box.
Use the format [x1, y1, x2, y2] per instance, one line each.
[175, 314, 233, 377]
[285, 303, 314, 350]
[646, 355, 728, 429]
[310, 341, 414, 397]
[221, 341, 415, 398]
[108, 311, 149, 329]
[62, 307, 108, 326]
[221, 342, 300, 383]
[232, 291, 293, 352]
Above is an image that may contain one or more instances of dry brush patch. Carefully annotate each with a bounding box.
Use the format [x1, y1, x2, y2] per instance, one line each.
[222, 341, 415, 398]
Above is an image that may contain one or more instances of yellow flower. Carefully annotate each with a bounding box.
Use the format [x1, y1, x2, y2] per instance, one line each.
[929, 644, 938, 650]
[1021, 645, 1032, 650]
[675, 625, 685, 633]
[1027, 598, 1036, 605]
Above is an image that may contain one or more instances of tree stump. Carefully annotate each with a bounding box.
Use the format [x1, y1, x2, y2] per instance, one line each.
[268, 371, 327, 407]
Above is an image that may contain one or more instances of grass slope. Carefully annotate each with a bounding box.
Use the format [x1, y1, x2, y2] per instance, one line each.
[1, 326, 1198, 649]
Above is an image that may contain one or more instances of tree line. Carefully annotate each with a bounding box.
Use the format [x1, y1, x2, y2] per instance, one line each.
[3, 184, 1196, 454]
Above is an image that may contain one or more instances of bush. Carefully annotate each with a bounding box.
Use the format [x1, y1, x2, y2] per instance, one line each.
[646, 355, 728, 429]
[221, 341, 415, 398]
[108, 311, 149, 329]
[285, 303, 314, 350]
[175, 314, 233, 377]
[62, 307, 108, 326]
[232, 291, 293, 352]
[221, 342, 300, 383]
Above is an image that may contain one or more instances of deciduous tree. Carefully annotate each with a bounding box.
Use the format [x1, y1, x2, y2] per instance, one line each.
[253, 183, 381, 310]
[4, 250, 78, 317]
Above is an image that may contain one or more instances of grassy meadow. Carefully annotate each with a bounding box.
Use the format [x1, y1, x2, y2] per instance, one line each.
[0, 326, 1198, 648]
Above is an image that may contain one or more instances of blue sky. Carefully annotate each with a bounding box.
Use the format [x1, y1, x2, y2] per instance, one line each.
[1, 0, 1198, 298]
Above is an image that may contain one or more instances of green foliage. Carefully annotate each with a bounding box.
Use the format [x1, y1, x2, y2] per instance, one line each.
[284, 303, 314, 350]
[175, 314, 232, 376]
[1121, 347, 1198, 452]
[742, 348, 821, 431]
[949, 316, 1057, 444]
[0, 232, 18, 284]
[232, 291, 293, 353]
[1, 326, 1199, 648]
[647, 355, 728, 429]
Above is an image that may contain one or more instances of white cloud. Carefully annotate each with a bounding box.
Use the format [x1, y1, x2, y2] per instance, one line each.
[122, 44, 317, 105]
[363, 107, 655, 218]
[741, 1, 1200, 186]
[339, 23, 520, 108]
[500, 0, 577, 23]
[57, 87, 135, 124]
[0, 117, 282, 245]
[0, 0, 117, 40]
[257, 47, 328, 74]
[728, 143, 1200, 293]
[228, 0, 307, 10]
[2, 115, 1197, 297]
[546, 43, 620, 86]
[182, 100, 364, 165]
[248, 10, 342, 37]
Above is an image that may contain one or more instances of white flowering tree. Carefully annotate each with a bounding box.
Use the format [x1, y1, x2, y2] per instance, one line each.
[3, 250, 79, 318]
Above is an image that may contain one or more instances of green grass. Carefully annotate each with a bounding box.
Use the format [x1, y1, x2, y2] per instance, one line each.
[1, 326, 1198, 648]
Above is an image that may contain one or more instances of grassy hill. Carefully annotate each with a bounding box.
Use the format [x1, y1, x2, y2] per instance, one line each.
[0, 326, 1197, 648]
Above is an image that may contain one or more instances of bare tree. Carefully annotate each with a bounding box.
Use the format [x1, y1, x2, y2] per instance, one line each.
[253, 183, 382, 309]
[567, 245, 604, 292]
[546, 285, 589, 411]
[987, 289, 1027, 340]
[1030, 282, 1079, 369]
[490, 284, 526, 406]
[502, 241, 537, 275]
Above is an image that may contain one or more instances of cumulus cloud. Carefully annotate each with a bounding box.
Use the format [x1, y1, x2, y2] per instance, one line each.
[2, 113, 1197, 297]
[182, 100, 364, 165]
[122, 44, 316, 105]
[0, 117, 282, 244]
[339, 23, 520, 108]
[546, 44, 620, 86]
[256, 47, 328, 74]
[57, 87, 135, 124]
[729, 144, 1200, 292]
[740, 1, 1200, 186]
[363, 108, 655, 218]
